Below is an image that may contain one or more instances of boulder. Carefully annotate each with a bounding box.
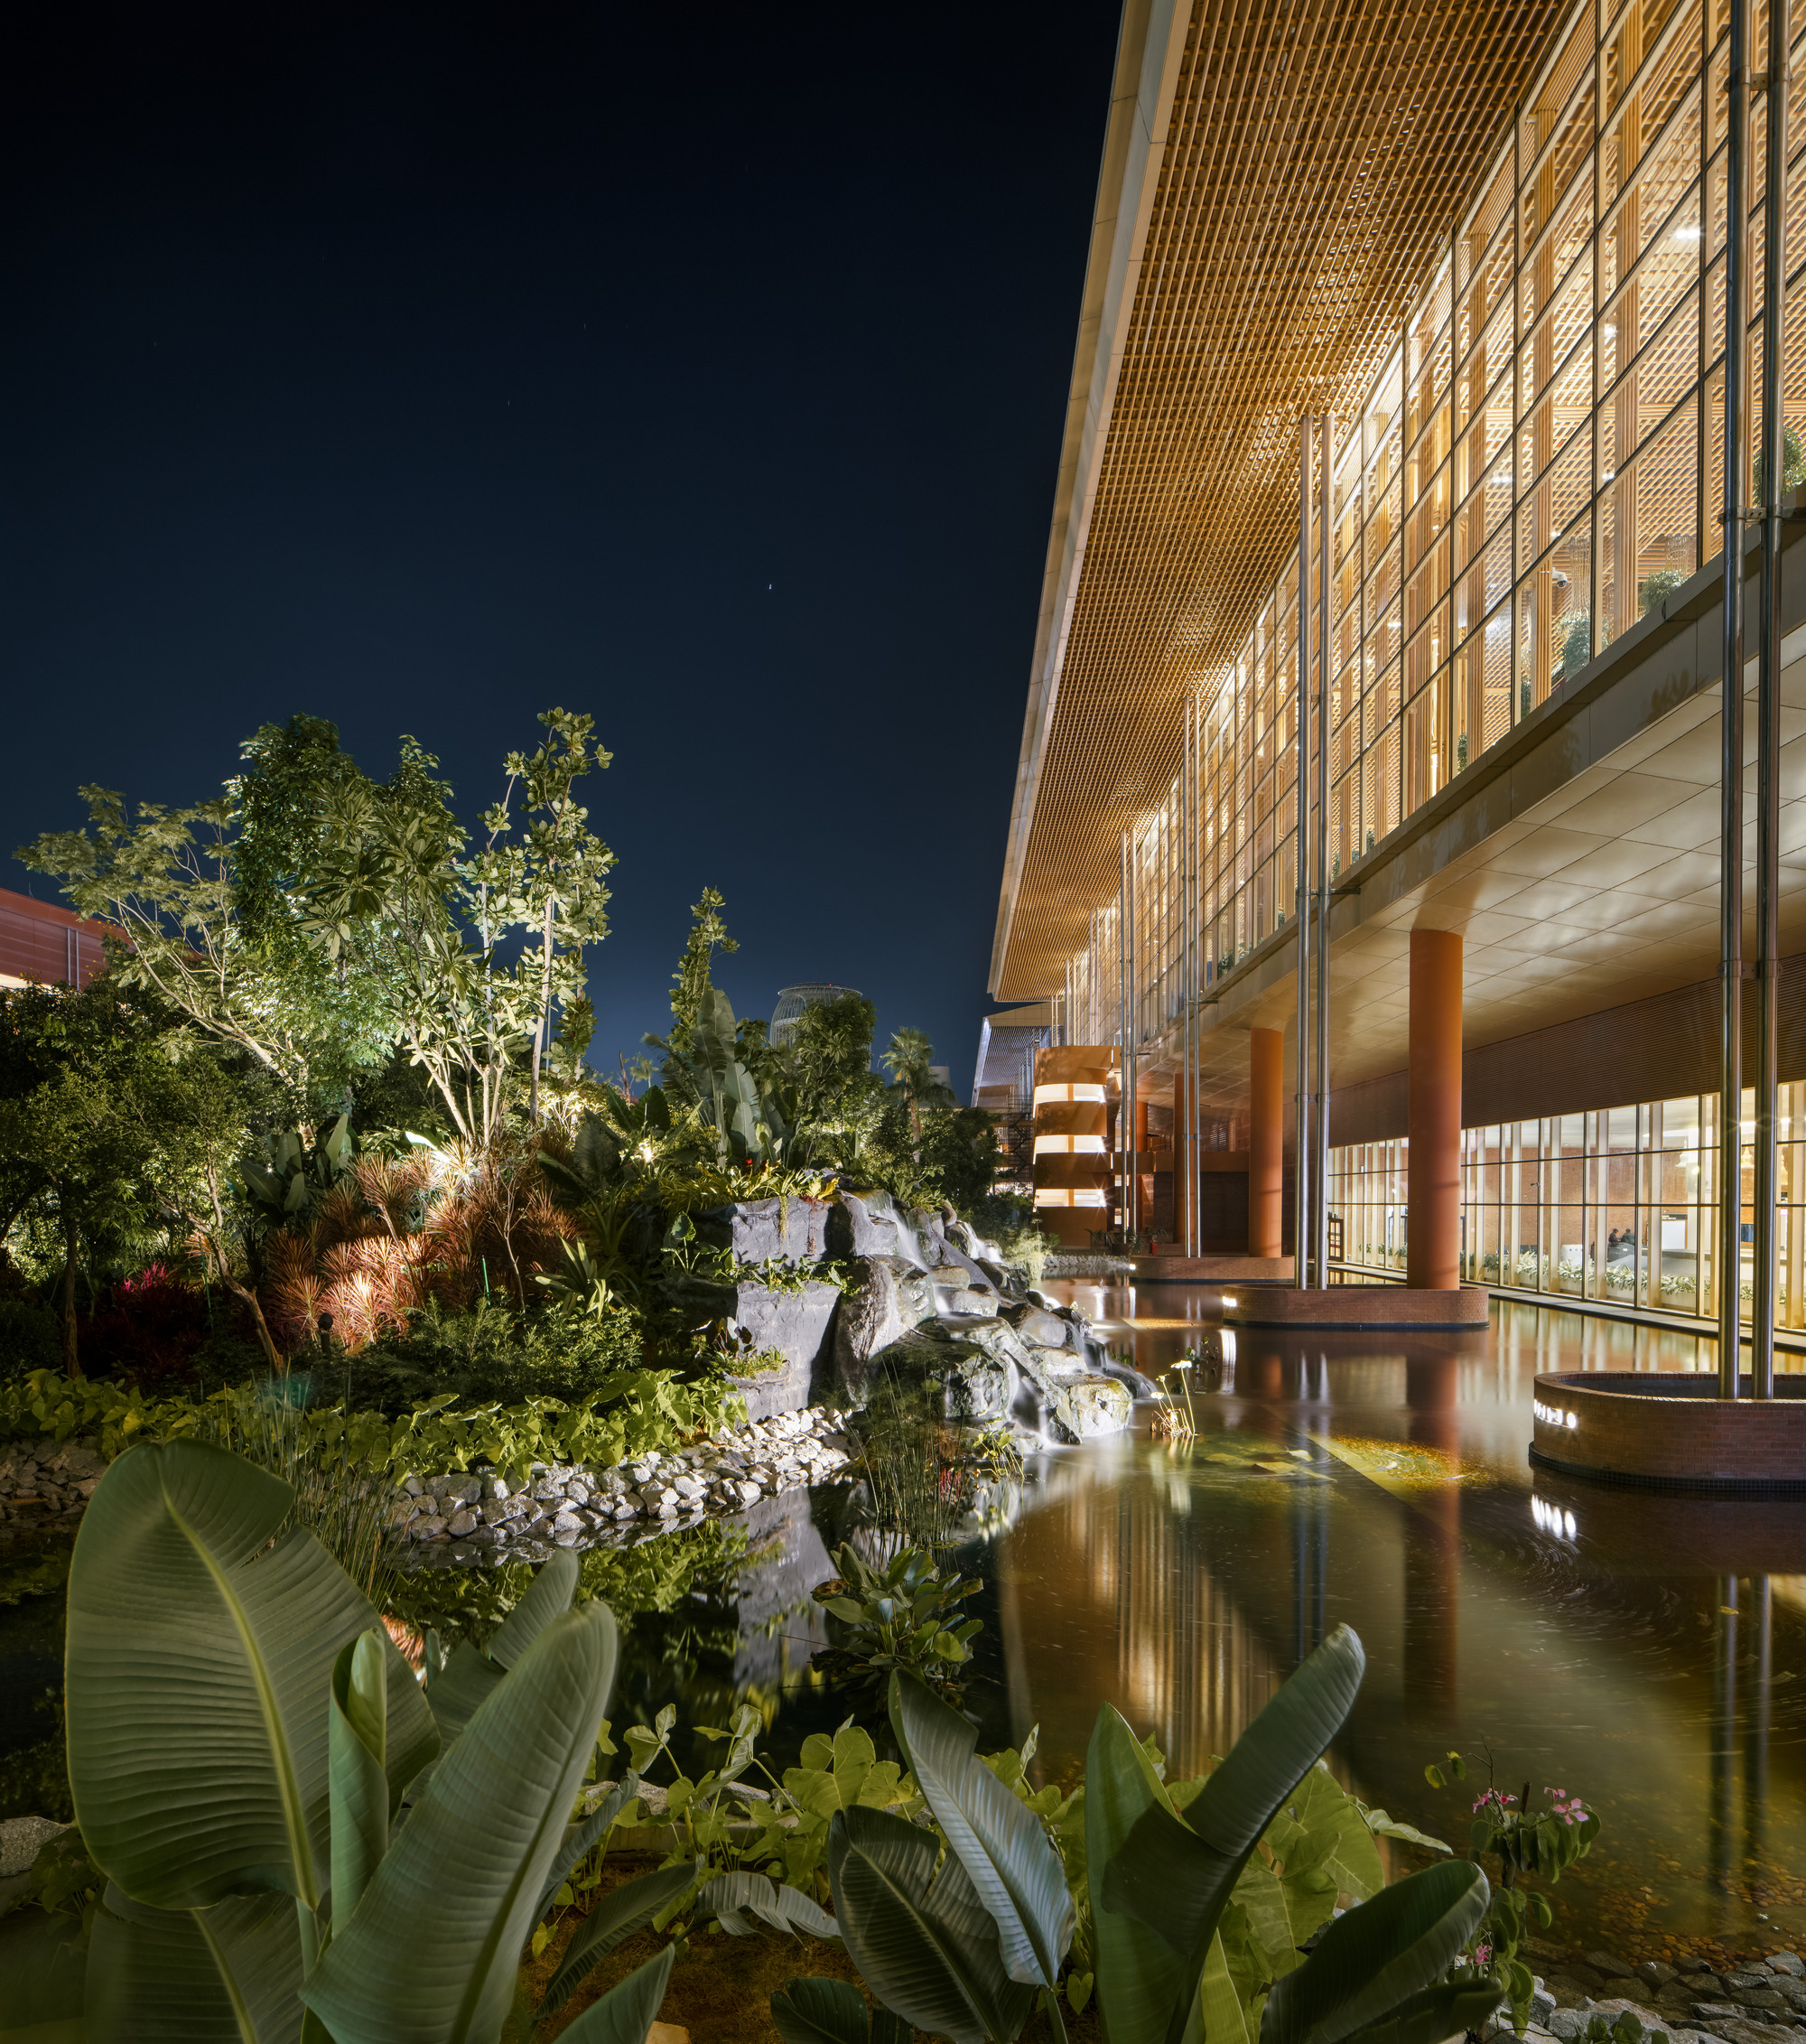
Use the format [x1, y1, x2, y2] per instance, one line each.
[712, 1196, 833, 1264]
[862, 1329, 1014, 1423]
[830, 1255, 936, 1405]
[1005, 1306, 1071, 1349]
[931, 1274, 999, 1318]
[728, 1279, 840, 1421]
[828, 1189, 930, 1269]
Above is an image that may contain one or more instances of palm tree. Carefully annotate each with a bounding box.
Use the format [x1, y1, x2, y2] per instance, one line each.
[882, 1028, 955, 1151]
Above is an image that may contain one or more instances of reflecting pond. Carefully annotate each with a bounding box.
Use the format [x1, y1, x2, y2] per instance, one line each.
[5, 1291, 1803, 1960]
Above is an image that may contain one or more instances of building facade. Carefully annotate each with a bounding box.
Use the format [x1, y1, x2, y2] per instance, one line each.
[991, 0, 1806, 1332]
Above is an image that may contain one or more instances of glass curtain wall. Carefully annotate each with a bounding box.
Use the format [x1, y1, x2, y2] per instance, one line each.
[1327, 1082, 1806, 1326]
[1066, 0, 1806, 1035]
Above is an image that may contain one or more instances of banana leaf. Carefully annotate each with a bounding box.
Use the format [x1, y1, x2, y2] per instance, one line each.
[65, 1438, 433, 1915]
[1085, 1704, 1186, 2044]
[827, 1804, 1034, 2044]
[83, 1882, 303, 2044]
[1101, 1626, 1365, 2039]
[770, 1975, 912, 2044]
[302, 1601, 619, 2044]
[329, 1631, 391, 1926]
[1259, 1859, 1492, 2044]
[1341, 1976, 1511, 2044]
[555, 1945, 676, 2044]
[537, 1862, 700, 2021]
[890, 1673, 1073, 1990]
[0, 1909, 88, 2044]
[529, 1773, 641, 1925]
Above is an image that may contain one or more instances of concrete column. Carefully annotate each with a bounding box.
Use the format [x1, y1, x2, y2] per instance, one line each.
[1250, 1027, 1284, 1257]
[1407, 928, 1463, 1290]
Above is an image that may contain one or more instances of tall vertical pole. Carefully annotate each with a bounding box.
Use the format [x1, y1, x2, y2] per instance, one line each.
[1295, 421, 1314, 1286]
[1190, 692, 1203, 1254]
[1316, 413, 1333, 1289]
[1180, 692, 1193, 1255]
[1754, 4, 1787, 1398]
[1719, 0, 1751, 1397]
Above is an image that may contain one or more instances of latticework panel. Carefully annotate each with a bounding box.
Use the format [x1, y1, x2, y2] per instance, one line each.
[999, 0, 1577, 997]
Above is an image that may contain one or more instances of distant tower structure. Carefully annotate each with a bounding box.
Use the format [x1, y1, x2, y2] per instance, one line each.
[771, 982, 860, 1049]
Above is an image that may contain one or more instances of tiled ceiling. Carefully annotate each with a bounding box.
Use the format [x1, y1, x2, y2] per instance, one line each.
[997, 0, 1576, 998]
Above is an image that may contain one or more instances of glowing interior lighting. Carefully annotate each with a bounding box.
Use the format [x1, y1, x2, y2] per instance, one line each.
[1221, 1294, 1238, 1307]
[1673, 224, 1701, 242]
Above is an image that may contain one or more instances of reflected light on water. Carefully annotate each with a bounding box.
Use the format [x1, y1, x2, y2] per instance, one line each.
[977, 1288, 1806, 1954]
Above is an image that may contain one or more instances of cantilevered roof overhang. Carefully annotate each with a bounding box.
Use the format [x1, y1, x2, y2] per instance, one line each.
[991, 0, 1575, 1000]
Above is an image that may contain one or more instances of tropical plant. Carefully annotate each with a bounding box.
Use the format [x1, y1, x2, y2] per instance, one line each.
[236, 1111, 359, 1226]
[1423, 1750, 1601, 2032]
[881, 1028, 955, 1149]
[780, 1628, 1504, 2044]
[809, 1542, 982, 1713]
[0, 1435, 675, 2040]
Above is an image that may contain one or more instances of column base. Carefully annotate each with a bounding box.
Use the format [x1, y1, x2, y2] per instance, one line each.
[1224, 1284, 1489, 1330]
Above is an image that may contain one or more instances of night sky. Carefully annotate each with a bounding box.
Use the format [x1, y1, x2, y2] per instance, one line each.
[1, 2, 1121, 1094]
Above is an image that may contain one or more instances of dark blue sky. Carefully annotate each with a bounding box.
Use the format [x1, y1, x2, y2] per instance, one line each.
[1, 1, 1119, 1094]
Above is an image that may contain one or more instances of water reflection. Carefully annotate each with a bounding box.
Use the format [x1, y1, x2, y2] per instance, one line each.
[986, 1291, 1806, 1952]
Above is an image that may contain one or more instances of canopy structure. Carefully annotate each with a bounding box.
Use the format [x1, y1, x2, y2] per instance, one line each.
[992, 0, 1574, 1000]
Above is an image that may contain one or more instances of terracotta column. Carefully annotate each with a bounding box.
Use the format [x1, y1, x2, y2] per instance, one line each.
[1407, 928, 1463, 1290]
[1249, 1027, 1284, 1257]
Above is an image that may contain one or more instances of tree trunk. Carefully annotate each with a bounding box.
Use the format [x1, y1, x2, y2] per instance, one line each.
[530, 898, 555, 1127]
[59, 1199, 82, 1379]
[221, 1269, 286, 1377]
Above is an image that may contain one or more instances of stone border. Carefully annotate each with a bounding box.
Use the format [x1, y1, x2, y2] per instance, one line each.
[1225, 1285, 1490, 1330]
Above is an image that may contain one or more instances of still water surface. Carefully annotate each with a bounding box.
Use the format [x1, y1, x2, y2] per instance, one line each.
[3, 1291, 1801, 1958]
[977, 1286, 1806, 1957]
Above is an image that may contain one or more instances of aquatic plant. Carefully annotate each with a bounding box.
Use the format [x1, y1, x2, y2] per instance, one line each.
[810, 1542, 982, 1713]
[1424, 1750, 1601, 2032]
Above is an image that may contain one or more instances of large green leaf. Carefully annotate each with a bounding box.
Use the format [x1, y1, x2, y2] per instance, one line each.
[1101, 1627, 1366, 2039]
[83, 1882, 303, 2044]
[329, 1632, 390, 1927]
[1343, 1977, 1509, 2044]
[487, 1547, 578, 1667]
[1259, 1860, 1491, 2044]
[827, 1805, 1034, 2044]
[537, 1862, 700, 2021]
[529, 1773, 641, 1925]
[555, 1946, 675, 2044]
[890, 1675, 1073, 1991]
[65, 1439, 385, 1912]
[1085, 1704, 1185, 2044]
[301, 1601, 619, 2044]
[769, 1976, 908, 2044]
[423, 1547, 580, 1764]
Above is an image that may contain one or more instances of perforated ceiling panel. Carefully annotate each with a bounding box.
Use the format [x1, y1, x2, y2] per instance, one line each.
[995, 0, 1574, 998]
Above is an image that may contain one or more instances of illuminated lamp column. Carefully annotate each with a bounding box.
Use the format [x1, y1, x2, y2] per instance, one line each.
[1406, 928, 1463, 1290]
[1249, 1028, 1284, 1258]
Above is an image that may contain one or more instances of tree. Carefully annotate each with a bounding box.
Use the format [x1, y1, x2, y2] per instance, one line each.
[0, 983, 275, 1374]
[787, 993, 886, 1169]
[663, 887, 737, 1064]
[881, 1027, 956, 1150]
[23, 708, 618, 1151]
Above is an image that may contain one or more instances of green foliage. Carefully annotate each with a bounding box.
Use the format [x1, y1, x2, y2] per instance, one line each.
[0, 1360, 743, 1486]
[658, 885, 739, 1065]
[0, 1435, 683, 2039]
[788, 1629, 1504, 2044]
[0, 1296, 61, 1382]
[235, 1110, 358, 1226]
[809, 1543, 982, 1712]
[343, 1298, 652, 1408]
[0, 981, 263, 1372]
[1421, 1761, 1600, 2033]
[964, 1195, 1055, 1287]
[787, 994, 887, 1168]
[20, 708, 617, 1148]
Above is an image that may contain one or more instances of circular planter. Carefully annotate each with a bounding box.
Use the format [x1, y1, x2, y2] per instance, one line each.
[1530, 1370, 1806, 1495]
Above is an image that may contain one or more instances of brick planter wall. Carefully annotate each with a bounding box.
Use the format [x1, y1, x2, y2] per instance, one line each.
[1531, 1371, 1806, 1494]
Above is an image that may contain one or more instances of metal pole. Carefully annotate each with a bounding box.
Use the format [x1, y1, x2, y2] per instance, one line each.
[1316, 413, 1333, 1290]
[1754, 5, 1787, 1399]
[1718, 0, 1751, 1398]
[1299, 416, 1316, 1283]
[1119, 833, 1131, 1244]
[1191, 692, 1203, 1255]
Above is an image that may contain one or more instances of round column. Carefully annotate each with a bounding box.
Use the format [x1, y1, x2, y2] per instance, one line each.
[1407, 928, 1463, 1291]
